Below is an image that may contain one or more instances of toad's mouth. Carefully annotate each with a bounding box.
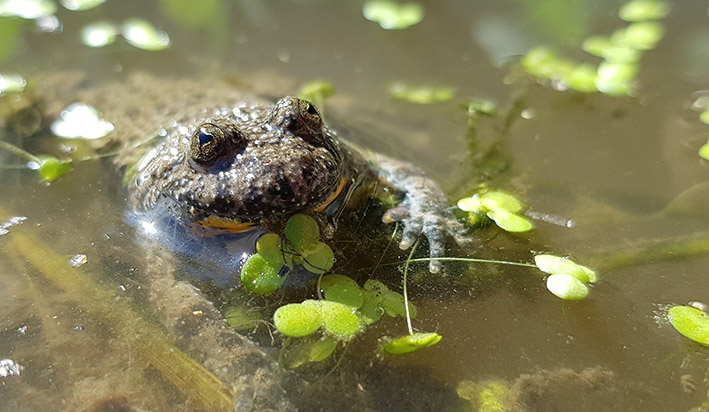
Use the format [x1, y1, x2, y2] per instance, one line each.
[195, 177, 348, 232]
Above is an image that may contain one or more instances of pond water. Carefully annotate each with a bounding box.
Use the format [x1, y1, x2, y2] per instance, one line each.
[2, 0, 709, 411]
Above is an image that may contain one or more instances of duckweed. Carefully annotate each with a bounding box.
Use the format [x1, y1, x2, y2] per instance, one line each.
[457, 190, 533, 233]
[362, 0, 423, 30]
[121, 18, 170, 51]
[668, 305, 709, 345]
[381, 332, 441, 354]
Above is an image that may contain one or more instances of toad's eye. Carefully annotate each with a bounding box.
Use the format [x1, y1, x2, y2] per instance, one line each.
[297, 100, 322, 131]
[190, 122, 240, 166]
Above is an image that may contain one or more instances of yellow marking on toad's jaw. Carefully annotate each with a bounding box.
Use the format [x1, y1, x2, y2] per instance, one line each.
[313, 178, 347, 212]
[196, 217, 257, 233]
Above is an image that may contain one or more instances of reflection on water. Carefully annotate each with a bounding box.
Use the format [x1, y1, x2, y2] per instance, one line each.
[2, 0, 709, 411]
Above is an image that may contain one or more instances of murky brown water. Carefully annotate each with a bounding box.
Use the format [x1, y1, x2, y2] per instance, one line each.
[2, 1, 709, 411]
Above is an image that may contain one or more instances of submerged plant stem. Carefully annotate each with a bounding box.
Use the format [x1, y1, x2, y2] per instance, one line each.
[402, 239, 419, 336]
[0, 139, 41, 163]
[0, 208, 235, 411]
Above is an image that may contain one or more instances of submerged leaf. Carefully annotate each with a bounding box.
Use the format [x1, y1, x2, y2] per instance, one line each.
[302, 242, 335, 274]
[362, 0, 423, 30]
[321, 275, 364, 309]
[298, 81, 335, 103]
[382, 332, 441, 354]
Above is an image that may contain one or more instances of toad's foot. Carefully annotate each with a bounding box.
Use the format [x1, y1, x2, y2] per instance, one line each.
[374, 154, 472, 273]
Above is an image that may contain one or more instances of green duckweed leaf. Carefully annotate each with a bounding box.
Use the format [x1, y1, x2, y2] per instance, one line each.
[121, 18, 170, 51]
[224, 306, 262, 331]
[480, 191, 523, 213]
[381, 290, 417, 319]
[596, 62, 637, 96]
[699, 140, 709, 161]
[81, 21, 117, 48]
[457, 196, 483, 212]
[381, 332, 441, 354]
[466, 99, 497, 116]
[37, 156, 72, 181]
[273, 302, 322, 337]
[61, 0, 105, 11]
[0, 0, 56, 19]
[520, 47, 573, 80]
[485, 209, 534, 233]
[0, 73, 26, 94]
[388, 83, 455, 104]
[668, 305, 709, 345]
[240, 253, 285, 294]
[611, 22, 664, 51]
[284, 214, 320, 254]
[564, 64, 598, 93]
[619, 0, 670, 22]
[545, 274, 589, 300]
[302, 242, 335, 274]
[582, 35, 613, 58]
[700, 108, 709, 125]
[321, 275, 364, 309]
[362, 0, 423, 30]
[319, 300, 360, 337]
[298, 81, 335, 103]
[255, 233, 285, 269]
[599, 44, 642, 63]
[534, 254, 597, 283]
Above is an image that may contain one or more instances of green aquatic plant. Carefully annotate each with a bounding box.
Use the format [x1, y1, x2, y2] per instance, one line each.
[280, 335, 338, 368]
[362, 0, 423, 30]
[699, 140, 709, 161]
[0, 0, 56, 19]
[381, 332, 442, 355]
[81, 21, 118, 48]
[700, 107, 709, 126]
[618, 0, 670, 22]
[668, 304, 709, 345]
[0, 140, 73, 181]
[534, 254, 597, 301]
[388, 83, 455, 104]
[60, 0, 105, 11]
[457, 189, 534, 233]
[239, 214, 335, 294]
[0, 73, 25, 94]
[520, 0, 668, 96]
[121, 18, 170, 51]
[457, 379, 510, 412]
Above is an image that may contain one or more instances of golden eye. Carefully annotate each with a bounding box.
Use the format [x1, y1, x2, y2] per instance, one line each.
[297, 99, 322, 131]
[190, 122, 226, 165]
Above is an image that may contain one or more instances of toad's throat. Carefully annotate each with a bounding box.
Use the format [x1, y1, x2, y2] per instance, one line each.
[196, 177, 347, 232]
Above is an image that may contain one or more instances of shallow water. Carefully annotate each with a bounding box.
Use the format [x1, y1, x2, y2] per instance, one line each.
[2, 0, 709, 411]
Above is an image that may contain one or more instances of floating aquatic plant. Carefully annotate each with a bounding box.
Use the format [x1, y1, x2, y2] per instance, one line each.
[699, 140, 709, 161]
[362, 0, 423, 30]
[699, 107, 709, 126]
[80, 21, 117, 48]
[388, 83, 455, 104]
[618, 0, 670, 22]
[668, 304, 709, 345]
[60, 0, 104, 11]
[534, 254, 597, 301]
[520, 0, 668, 96]
[281, 336, 338, 368]
[0, 140, 73, 181]
[381, 332, 441, 355]
[0, 0, 56, 19]
[240, 214, 335, 294]
[121, 18, 170, 51]
[457, 189, 533, 233]
[0, 73, 26, 94]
